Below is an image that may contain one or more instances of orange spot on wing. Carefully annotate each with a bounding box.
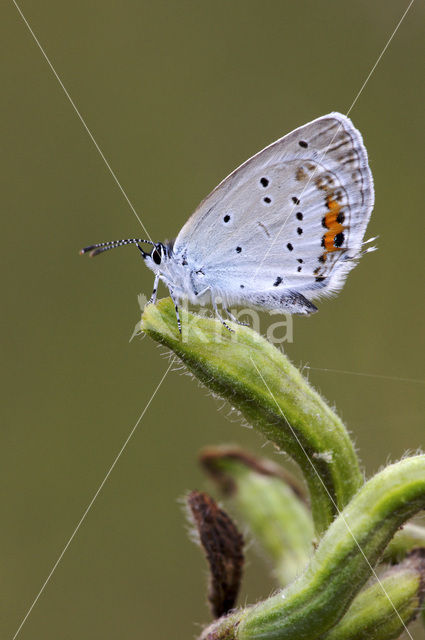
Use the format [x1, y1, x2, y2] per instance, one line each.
[327, 198, 340, 212]
[323, 230, 340, 251]
[322, 196, 345, 253]
[324, 198, 342, 228]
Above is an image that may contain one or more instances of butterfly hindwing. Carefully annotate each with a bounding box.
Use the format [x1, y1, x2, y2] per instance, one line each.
[173, 112, 374, 310]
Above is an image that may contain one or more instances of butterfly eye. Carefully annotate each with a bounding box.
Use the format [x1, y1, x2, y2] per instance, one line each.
[152, 246, 162, 265]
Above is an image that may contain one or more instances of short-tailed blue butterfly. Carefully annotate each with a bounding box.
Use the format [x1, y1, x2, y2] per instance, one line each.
[81, 113, 375, 332]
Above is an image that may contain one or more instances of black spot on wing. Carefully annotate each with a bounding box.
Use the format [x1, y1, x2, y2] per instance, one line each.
[334, 232, 345, 247]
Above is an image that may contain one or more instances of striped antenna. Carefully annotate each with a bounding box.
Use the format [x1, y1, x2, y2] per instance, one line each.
[79, 238, 154, 257]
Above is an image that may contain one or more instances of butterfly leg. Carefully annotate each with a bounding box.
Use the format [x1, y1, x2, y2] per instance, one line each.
[167, 286, 182, 334]
[212, 297, 234, 333]
[225, 308, 249, 327]
[148, 273, 160, 305]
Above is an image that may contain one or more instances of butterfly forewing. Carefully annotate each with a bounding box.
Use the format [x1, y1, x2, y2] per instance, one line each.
[173, 113, 374, 304]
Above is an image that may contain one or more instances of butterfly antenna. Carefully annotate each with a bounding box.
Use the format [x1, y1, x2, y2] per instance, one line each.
[79, 238, 154, 257]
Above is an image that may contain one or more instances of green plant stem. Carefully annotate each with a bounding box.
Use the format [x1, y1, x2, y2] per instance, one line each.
[324, 550, 425, 640]
[385, 521, 425, 634]
[237, 455, 425, 639]
[141, 298, 363, 534]
[201, 610, 242, 640]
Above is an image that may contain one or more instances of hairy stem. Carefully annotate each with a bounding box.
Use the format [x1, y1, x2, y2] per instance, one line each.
[324, 550, 425, 640]
[238, 455, 425, 639]
[141, 298, 362, 534]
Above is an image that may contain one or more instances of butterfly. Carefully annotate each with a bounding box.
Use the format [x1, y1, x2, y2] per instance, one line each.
[81, 112, 375, 332]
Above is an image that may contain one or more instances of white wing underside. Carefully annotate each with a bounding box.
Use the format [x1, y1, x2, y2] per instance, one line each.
[173, 113, 374, 310]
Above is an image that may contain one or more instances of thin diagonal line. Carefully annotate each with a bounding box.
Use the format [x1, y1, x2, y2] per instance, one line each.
[304, 365, 425, 386]
[251, 0, 415, 284]
[249, 354, 414, 640]
[12, 0, 152, 241]
[11, 361, 173, 640]
[346, 0, 415, 116]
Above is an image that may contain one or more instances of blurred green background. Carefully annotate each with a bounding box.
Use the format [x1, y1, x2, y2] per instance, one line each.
[2, 1, 424, 638]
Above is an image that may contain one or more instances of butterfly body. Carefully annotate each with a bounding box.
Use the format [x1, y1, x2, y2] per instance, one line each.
[81, 112, 375, 331]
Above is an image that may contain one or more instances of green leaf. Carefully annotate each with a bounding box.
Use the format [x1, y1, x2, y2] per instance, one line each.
[237, 455, 425, 640]
[384, 522, 425, 562]
[141, 298, 362, 534]
[325, 550, 425, 640]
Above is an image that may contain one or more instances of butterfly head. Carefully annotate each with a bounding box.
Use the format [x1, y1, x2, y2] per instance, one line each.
[143, 241, 174, 274]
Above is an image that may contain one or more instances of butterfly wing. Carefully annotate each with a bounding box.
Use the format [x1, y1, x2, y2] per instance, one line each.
[173, 113, 374, 311]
